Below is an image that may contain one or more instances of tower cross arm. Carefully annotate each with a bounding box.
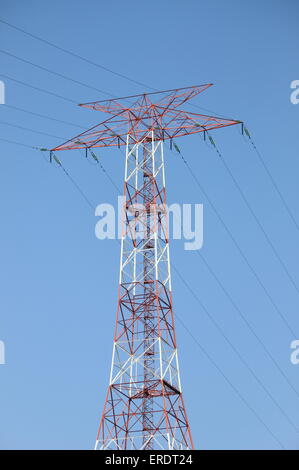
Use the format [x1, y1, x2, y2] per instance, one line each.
[51, 106, 241, 151]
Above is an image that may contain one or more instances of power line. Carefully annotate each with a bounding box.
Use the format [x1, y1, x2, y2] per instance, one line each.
[86, 148, 122, 194]
[243, 129, 299, 233]
[0, 119, 66, 139]
[173, 147, 297, 338]
[168, 143, 299, 400]
[218, 147, 299, 296]
[55, 158, 95, 211]
[196, 250, 299, 398]
[0, 136, 45, 150]
[162, 148, 299, 401]
[171, 260, 299, 433]
[205, 134, 299, 296]
[0, 74, 78, 104]
[166, 142, 299, 401]
[0, 18, 229, 117]
[0, 18, 155, 91]
[0, 48, 116, 98]
[3, 104, 86, 129]
[173, 310, 285, 449]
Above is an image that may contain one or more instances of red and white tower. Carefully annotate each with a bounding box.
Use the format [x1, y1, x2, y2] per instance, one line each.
[51, 85, 240, 450]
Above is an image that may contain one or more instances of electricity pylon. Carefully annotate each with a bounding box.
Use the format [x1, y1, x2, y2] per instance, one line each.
[51, 85, 240, 450]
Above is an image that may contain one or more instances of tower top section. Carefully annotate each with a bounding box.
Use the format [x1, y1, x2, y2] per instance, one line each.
[51, 85, 241, 151]
[78, 84, 212, 113]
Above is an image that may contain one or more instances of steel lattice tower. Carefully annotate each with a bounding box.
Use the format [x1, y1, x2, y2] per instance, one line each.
[51, 85, 240, 450]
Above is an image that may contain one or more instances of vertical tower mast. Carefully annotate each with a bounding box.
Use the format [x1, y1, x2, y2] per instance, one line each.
[96, 131, 193, 449]
[50, 86, 241, 450]
[142, 139, 156, 449]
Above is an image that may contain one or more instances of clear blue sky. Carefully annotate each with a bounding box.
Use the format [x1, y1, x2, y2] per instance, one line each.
[0, 0, 298, 450]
